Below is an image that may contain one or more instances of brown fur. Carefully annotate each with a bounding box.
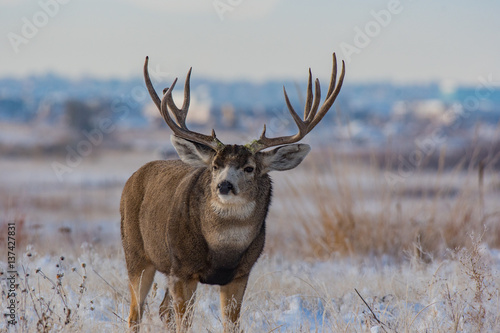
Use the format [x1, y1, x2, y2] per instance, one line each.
[121, 146, 273, 331]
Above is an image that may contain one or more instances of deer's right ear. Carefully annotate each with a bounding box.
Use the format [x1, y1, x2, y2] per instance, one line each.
[171, 135, 216, 167]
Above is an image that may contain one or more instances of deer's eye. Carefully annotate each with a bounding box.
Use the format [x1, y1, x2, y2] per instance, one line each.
[212, 165, 219, 171]
[244, 166, 254, 173]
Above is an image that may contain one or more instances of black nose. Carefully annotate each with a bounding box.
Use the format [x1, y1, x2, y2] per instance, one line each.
[217, 181, 234, 195]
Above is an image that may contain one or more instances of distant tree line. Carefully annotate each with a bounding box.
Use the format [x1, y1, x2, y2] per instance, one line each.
[64, 99, 112, 135]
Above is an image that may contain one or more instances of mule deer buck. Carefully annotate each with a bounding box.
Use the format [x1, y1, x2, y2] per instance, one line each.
[120, 54, 345, 332]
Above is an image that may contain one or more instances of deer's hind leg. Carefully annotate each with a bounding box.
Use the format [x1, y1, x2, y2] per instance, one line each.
[127, 264, 156, 330]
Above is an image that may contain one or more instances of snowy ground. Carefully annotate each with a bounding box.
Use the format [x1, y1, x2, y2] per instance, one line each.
[1, 242, 500, 332]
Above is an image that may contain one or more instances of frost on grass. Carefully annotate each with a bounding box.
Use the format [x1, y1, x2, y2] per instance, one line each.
[0, 243, 129, 332]
[1, 242, 499, 332]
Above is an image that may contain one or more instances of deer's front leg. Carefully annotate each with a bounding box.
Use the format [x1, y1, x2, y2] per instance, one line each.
[220, 274, 249, 332]
[168, 277, 198, 332]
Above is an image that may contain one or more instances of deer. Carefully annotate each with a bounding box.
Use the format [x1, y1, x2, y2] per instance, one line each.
[120, 53, 345, 332]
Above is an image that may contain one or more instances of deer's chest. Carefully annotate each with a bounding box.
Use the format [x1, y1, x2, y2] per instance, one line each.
[200, 225, 256, 285]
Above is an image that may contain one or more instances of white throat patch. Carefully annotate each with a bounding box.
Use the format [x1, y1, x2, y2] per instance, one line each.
[211, 199, 256, 220]
[204, 222, 257, 250]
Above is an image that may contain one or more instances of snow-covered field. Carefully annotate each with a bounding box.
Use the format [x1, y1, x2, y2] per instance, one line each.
[1, 126, 500, 332]
[2, 242, 500, 332]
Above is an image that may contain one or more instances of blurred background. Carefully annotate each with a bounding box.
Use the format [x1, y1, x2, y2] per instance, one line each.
[1, 0, 499, 256]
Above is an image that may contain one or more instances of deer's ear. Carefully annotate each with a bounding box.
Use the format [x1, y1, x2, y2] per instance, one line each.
[171, 135, 216, 167]
[259, 144, 310, 174]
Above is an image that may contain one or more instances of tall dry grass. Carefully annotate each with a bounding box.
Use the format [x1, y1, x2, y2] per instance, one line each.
[266, 147, 500, 262]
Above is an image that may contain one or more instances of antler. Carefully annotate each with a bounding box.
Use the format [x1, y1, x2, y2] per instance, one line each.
[143, 56, 224, 151]
[248, 53, 345, 152]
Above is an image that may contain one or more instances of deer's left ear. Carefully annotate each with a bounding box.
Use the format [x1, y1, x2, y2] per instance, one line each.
[258, 144, 310, 174]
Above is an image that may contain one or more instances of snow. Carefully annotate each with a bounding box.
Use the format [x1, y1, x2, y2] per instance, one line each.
[1, 236, 500, 332]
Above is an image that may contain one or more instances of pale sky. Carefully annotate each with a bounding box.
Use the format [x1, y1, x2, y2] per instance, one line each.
[1, 0, 499, 85]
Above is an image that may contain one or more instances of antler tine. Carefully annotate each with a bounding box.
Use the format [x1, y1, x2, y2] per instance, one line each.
[304, 69, 313, 120]
[144, 57, 224, 151]
[144, 56, 161, 110]
[326, 53, 338, 98]
[283, 87, 308, 133]
[165, 68, 191, 128]
[253, 87, 308, 149]
[306, 78, 321, 124]
[310, 57, 345, 129]
[158, 81, 177, 128]
[248, 53, 345, 153]
[182, 68, 192, 111]
[162, 82, 223, 151]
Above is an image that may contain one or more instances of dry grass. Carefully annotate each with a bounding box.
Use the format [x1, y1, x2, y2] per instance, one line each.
[1, 240, 499, 332]
[266, 148, 500, 262]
